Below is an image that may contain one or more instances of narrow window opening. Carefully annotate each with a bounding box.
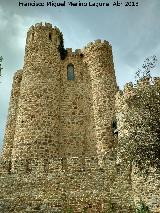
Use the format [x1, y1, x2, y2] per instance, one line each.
[44, 159, 49, 173]
[88, 204, 92, 208]
[80, 71, 83, 80]
[112, 120, 118, 135]
[26, 160, 31, 173]
[8, 161, 12, 174]
[112, 120, 117, 129]
[32, 32, 34, 40]
[49, 33, 52, 41]
[67, 64, 75, 80]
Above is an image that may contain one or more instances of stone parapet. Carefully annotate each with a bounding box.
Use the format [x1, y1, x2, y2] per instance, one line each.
[116, 77, 160, 100]
[2, 70, 23, 162]
[0, 156, 116, 175]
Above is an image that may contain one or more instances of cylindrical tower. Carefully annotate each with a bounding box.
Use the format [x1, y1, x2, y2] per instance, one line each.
[1, 70, 22, 172]
[83, 40, 118, 162]
[11, 23, 62, 171]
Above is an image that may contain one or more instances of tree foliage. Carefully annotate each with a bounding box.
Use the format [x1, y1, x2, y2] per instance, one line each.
[126, 82, 160, 170]
[118, 56, 160, 171]
[135, 55, 157, 81]
[136, 201, 150, 213]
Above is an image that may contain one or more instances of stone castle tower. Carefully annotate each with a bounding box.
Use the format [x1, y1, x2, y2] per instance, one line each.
[2, 22, 118, 173]
[0, 22, 159, 213]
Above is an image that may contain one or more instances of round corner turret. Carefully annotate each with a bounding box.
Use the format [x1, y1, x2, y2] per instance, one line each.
[82, 37, 118, 159]
[25, 22, 62, 50]
[24, 22, 64, 65]
[83, 39, 111, 51]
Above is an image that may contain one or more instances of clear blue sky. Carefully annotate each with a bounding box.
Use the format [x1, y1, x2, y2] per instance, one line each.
[0, 0, 160, 151]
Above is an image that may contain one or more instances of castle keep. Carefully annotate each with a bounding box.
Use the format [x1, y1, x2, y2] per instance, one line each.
[0, 22, 159, 213]
[2, 22, 118, 171]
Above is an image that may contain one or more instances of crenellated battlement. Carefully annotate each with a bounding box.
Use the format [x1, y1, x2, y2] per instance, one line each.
[82, 39, 112, 53]
[1, 22, 159, 212]
[0, 156, 116, 175]
[26, 22, 62, 52]
[28, 22, 53, 32]
[116, 77, 160, 103]
[65, 48, 83, 58]
[27, 22, 55, 38]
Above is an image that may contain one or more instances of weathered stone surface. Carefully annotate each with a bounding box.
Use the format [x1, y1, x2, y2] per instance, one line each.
[0, 22, 159, 212]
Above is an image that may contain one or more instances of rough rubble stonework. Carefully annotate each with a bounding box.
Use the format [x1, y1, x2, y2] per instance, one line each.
[115, 77, 160, 213]
[0, 22, 159, 213]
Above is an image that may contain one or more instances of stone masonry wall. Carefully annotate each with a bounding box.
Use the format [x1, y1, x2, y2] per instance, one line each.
[59, 48, 96, 160]
[83, 40, 118, 162]
[2, 70, 23, 171]
[1, 22, 159, 213]
[0, 155, 135, 213]
[132, 165, 160, 213]
[11, 23, 62, 170]
[2, 23, 118, 171]
[115, 77, 160, 212]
